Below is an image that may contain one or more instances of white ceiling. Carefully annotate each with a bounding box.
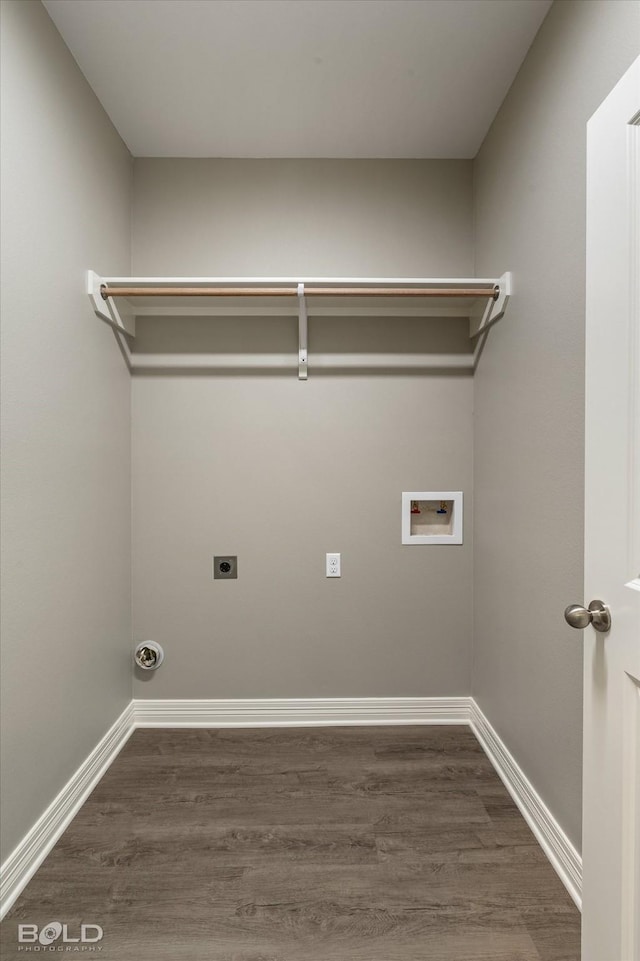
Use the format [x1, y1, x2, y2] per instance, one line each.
[42, 0, 552, 159]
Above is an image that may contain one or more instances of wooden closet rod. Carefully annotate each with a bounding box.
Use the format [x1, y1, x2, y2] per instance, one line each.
[100, 285, 499, 300]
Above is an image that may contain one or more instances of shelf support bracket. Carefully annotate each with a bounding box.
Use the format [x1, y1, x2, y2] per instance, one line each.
[87, 270, 135, 336]
[469, 272, 512, 338]
[297, 283, 308, 380]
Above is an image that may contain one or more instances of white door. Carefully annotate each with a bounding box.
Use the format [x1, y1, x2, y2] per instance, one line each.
[580, 56, 640, 961]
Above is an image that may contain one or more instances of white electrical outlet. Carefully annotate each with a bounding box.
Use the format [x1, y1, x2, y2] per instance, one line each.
[326, 553, 341, 577]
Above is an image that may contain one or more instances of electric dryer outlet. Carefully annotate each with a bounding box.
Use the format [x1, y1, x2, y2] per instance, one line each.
[214, 556, 237, 579]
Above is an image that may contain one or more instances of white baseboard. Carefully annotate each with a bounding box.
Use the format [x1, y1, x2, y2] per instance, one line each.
[132, 696, 472, 727]
[470, 699, 582, 910]
[0, 702, 135, 920]
[1, 695, 582, 919]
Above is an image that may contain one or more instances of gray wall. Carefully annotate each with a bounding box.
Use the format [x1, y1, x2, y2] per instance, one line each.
[0, 0, 132, 860]
[131, 159, 475, 698]
[6, 0, 636, 868]
[473, 0, 640, 851]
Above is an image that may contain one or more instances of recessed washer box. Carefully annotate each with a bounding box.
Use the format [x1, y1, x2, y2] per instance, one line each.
[401, 492, 463, 545]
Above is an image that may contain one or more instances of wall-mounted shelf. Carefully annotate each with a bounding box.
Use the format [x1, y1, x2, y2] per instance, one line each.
[88, 271, 511, 379]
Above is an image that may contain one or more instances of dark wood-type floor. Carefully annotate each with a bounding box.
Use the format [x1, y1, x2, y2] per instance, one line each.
[1, 726, 580, 960]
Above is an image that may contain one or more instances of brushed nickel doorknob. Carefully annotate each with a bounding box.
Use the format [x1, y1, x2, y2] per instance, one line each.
[564, 600, 611, 633]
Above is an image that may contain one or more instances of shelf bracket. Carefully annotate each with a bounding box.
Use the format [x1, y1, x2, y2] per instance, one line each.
[469, 272, 512, 338]
[297, 283, 308, 380]
[87, 270, 135, 336]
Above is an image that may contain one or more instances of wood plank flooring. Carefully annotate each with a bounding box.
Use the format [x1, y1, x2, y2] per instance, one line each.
[1, 726, 580, 960]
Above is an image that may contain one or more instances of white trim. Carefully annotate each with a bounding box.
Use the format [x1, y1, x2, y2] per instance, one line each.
[132, 696, 471, 727]
[0, 702, 134, 920]
[470, 700, 583, 910]
[1, 696, 582, 920]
